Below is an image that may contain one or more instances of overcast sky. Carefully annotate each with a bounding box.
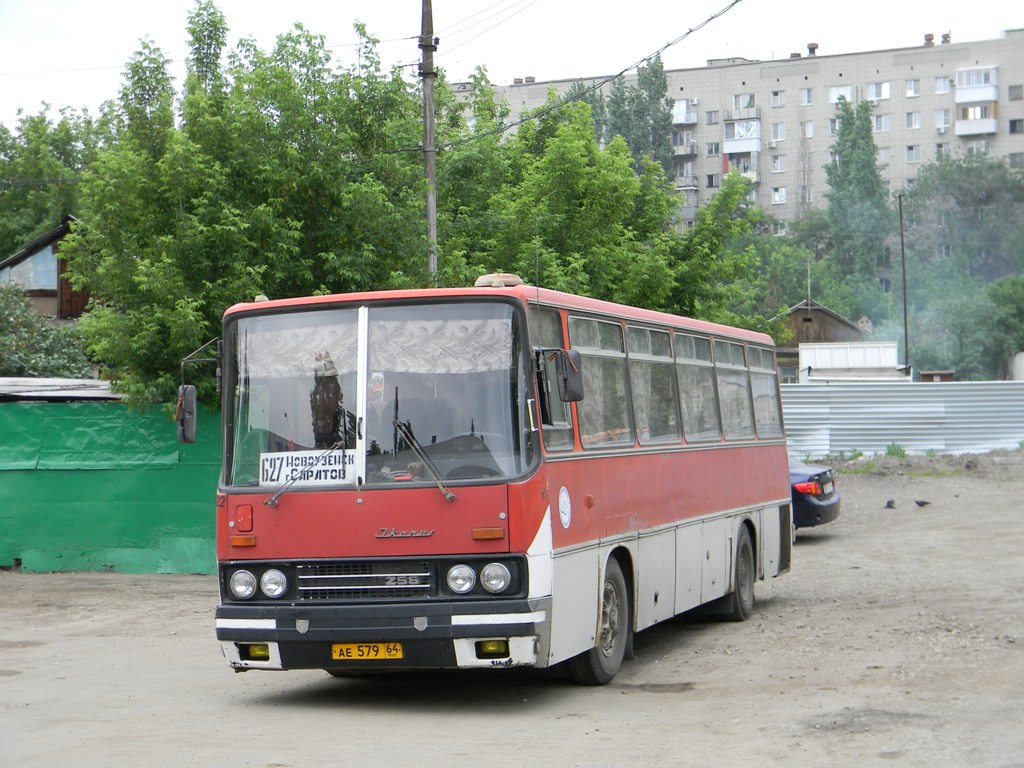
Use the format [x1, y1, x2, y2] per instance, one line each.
[0, 0, 1020, 130]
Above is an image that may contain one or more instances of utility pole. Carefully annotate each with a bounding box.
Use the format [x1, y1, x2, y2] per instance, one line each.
[898, 193, 910, 376]
[419, 0, 438, 279]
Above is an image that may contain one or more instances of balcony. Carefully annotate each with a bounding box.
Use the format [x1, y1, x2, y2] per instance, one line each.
[673, 142, 697, 158]
[955, 119, 998, 136]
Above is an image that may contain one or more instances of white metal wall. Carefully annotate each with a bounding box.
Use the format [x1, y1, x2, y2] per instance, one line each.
[781, 381, 1024, 458]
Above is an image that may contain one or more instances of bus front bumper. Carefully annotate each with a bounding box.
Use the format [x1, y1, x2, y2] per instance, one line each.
[215, 597, 552, 672]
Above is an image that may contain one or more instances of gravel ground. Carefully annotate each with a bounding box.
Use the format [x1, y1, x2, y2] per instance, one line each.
[2, 449, 1023, 767]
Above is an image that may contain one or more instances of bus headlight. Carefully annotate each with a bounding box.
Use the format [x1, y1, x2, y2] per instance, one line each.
[447, 564, 476, 594]
[229, 570, 257, 599]
[480, 562, 511, 593]
[260, 569, 288, 598]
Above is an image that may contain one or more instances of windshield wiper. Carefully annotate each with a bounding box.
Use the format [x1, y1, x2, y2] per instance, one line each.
[263, 440, 344, 508]
[393, 419, 456, 502]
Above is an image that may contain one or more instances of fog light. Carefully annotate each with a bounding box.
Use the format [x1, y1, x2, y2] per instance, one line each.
[239, 643, 270, 661]
[475, 639, 510, 659]
[229, 570, 257, 599]
[447, 564, 476, 594]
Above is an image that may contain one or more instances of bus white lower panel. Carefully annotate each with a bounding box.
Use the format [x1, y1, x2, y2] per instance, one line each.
[453, 637, 538, 668]
[636, 528, 677, 630]
[220, 640, 284, 670]
[547, 546, 601, 666]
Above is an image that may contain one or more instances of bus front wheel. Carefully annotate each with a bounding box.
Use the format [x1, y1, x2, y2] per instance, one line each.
[567, 557, 631, 685]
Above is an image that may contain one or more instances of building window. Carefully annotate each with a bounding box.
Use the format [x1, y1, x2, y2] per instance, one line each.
[963, 138, 988, 154]
[936, 144, 947, 158]
[935, 77, 952, 94]
[706, 142, 720, 156]
[771, 90, 785, 108]
[956, 67, 996, 88]
[733, 93, 756, 110]
[707, 174, 721, 188]
[1009, 85, 1023, 101]
[906, 79, 920, 97]
[877, 147, 891, 165]
[867, 82, 890, 101]
[829, 85, 854, 103]
[906, 112, 921, 130]
[771, 123, 786, 142]
[906, 145, 921, 162]
[1009, 153, 1024, 168]
[801, 120, 814, 138]
[725, 120, 758, 140]
[828, 118, 838, 135]
[962, 105, 991, 120]
[706, 110, 720, 125]
[1010, 119, 1024, 135]
[873, 114, 891, 132]
[936, 109, 951, 131]
[771, 155, 785, 173]
[800, 88, 813, 106]
[771, 187, 786, 204]
[773, 220, 787, 236]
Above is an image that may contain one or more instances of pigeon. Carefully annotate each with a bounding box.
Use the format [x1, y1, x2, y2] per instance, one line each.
[885, 499, 896, 509]
[914, 500, 931, 507]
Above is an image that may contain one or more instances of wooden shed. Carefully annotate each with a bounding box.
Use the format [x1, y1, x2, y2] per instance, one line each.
[0, 215, 87, 320]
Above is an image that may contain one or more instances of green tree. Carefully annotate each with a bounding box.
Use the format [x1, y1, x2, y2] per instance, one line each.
[824, 98, 894, 284]
[0, 108, 100, 258]
[987, 275, 1024, 377]
[439, 94, 677, 310]
[670, 171, 760, 324]
[901, 152, 1024, 282]
[605, 56, 674, 177]
[0, 284, 92, 377]
[63, 4, 429, 405]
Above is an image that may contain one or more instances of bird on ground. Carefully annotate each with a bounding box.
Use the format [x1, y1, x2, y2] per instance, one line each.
[914, 500, 931, 507]
[885, 499, 896, 509]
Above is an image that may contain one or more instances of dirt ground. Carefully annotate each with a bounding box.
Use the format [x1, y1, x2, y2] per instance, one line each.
[2, 449, 1023, 767]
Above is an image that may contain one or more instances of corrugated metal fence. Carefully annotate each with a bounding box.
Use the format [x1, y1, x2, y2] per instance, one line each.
[781, 381, 1024, 458]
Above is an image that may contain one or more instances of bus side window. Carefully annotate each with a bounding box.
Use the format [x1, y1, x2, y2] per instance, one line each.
[529, 305, 575, 451]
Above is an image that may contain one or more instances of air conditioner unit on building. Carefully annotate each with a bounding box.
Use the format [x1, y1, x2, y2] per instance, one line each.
[768, 141, 777, 149]
[937, 126, 947, 134]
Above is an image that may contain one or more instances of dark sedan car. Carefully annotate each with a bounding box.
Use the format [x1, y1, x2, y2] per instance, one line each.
[789, 457, 840, 529]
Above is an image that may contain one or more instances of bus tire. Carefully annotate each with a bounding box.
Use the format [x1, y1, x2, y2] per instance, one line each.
[724, 525, 755, 622]
[567, 557, 630, 685]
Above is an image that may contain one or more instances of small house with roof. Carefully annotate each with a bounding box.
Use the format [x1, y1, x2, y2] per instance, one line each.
[0, 215, 87, 320]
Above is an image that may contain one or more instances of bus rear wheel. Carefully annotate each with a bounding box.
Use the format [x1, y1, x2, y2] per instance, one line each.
[724, 525, 755, 622]
[567, 557, 630, 685]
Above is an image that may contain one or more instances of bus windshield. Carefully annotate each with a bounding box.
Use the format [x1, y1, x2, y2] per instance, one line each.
[225, 300, 532, 490]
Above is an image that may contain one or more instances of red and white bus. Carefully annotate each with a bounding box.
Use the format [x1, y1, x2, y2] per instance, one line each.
[183, 274, 791, 684]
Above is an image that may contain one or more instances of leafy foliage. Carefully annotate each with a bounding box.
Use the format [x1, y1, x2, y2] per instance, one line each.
[0, 108, 100, 259]
[0, 284, 92, 377]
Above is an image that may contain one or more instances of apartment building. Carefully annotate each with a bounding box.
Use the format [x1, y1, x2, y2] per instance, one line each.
[484, 29, 1024, 229]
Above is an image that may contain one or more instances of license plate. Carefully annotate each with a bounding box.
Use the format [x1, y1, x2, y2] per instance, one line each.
[822, 481, 834, 495]
[331, 642, 404, 660]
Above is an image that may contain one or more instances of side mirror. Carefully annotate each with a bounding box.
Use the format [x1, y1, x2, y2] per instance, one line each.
[555, 349, 584, 402]
[177, 384, 197, 444]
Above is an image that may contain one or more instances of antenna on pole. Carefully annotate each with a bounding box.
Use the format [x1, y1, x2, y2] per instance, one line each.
[420, 0, 439, 280]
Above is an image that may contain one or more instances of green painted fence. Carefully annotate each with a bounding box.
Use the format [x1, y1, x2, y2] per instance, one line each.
[0, 401, 220, 573]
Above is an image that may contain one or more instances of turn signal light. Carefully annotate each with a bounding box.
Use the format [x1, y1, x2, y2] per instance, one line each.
[471, 527, 505, 540]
